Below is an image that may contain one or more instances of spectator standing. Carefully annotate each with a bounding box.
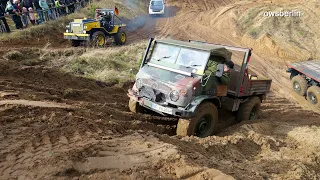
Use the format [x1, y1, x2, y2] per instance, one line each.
[0, 4, 11, 32]
[21, 6, 28, 27]
[54, 0, 61, 16]
[6, 0, 23, 29]
[39, 0, 49, 21]
[65, 0, 74, 14]
[28, 7, 35, 25]
[33, 0, 44, 22]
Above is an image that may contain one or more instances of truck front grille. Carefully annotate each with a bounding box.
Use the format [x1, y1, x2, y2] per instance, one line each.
[71, 23, 83, 34]
[139, 86, 166, 103]
[141, 79, 171, 94]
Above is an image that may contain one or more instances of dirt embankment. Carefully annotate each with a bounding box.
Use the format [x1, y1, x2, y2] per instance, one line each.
[1, 59, 320, 179]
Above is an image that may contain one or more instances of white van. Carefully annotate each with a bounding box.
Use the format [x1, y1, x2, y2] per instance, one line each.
[149, 0, 165, 15]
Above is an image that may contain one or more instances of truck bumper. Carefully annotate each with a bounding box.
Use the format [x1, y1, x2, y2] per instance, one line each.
[149, 9, 165, 15]
[63, 33, 90, 41]
[127, 89, 193, 118]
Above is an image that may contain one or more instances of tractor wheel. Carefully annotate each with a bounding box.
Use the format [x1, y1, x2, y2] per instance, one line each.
[71, 40, 81, 47]
[91, 31, 106, 47]
[128, 98, 144, 113]
[306, 86, 320, 107]
[237, 96, 261, 122]
[114, 29, 126, 45]
[176, 102, 218, 138]
[291, 75, 308, 96]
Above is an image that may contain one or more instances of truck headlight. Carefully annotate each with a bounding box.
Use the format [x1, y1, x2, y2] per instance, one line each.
[66, 29, 69, 33]
[136, 79, 143, 89]
[170, 90, 179, 102]
[83, 30, 86, 33]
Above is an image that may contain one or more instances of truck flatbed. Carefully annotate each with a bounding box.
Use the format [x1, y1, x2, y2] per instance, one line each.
[287, 60, 320, 82]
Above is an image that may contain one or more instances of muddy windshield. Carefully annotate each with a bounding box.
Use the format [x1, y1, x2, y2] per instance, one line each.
[149, 42, 210, 75]
[138, 66, 190, 85]
[151, 1, 163, 5]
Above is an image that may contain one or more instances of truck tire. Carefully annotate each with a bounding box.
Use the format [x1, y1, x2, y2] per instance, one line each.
[128, 98, 144, 113]
[291, 75, 308, 96]
[237, 96, 261, 122]
[306, 86, 320, 107]
[114, 29, 126, 45]
[91, 31, 106, 47]
[176, 102, 218, 138]
[71, 40, 81, 47]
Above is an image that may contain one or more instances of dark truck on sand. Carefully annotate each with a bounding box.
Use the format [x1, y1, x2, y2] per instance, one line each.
[287, 60, 320, 107]
[127, 38, 272, 138]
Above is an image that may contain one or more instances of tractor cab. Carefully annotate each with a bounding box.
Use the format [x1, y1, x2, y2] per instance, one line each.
[95, 9, 115, 30]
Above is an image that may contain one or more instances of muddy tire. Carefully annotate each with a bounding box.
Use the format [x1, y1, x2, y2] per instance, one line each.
[237, 96, 261, 122]
[114, 29, 126, 45]
[176, 102, 218, 138]
[306, 86, 320, 107]
[91, 31, 106, 47]
[128, 98, 144, 113]
[291, 75, 308, 96]
[71, 40, 81, 47]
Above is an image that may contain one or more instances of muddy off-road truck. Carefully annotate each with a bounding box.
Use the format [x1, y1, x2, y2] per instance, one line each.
[64, 8, 127, 47]
[127, 38, 272, 137]
[287, 60, 320, 107]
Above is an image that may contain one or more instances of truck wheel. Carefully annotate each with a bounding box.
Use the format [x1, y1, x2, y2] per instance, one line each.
[128, 98, 144, 113]
[91, 31, 106, 47]
[114, 29, 126, 45]
[176, 102, 218, 138]
[237, 96, 261, 122]
[71, 40, 81, 47]
[291, 75, 308, 96]
[306, 86, 320, 107]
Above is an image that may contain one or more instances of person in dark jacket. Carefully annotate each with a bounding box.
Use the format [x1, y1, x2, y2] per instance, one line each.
[5, 0, 23, 29]
[21, 0, 32, 8]
[33, 0, 44, 22]
[0, 4, 11, 32]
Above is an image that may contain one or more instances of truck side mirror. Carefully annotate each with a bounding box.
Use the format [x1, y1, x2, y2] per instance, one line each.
[216, 64, 224, 77]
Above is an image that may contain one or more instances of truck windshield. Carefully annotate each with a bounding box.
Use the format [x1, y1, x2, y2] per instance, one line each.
[149, 42, 210, 74]
[151, 1, 163, 5]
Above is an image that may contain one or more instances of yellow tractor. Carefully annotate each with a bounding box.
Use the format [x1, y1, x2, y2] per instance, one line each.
[63, 8, 127, 47]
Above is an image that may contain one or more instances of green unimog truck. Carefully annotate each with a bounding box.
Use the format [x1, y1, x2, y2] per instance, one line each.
[127, 38, 272, 137]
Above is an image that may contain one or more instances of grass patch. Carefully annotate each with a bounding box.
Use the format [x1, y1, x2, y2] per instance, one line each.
[248, 27, 262, 39]
[61, 41, 147, 86]
[63, 88, 81, 99]
[3, 50, 24, 61]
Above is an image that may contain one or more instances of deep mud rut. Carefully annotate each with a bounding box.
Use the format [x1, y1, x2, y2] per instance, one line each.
[1, 59, 320, 179]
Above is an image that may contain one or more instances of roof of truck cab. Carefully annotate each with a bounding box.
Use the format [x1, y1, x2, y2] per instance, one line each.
[156, 39, 232, 61]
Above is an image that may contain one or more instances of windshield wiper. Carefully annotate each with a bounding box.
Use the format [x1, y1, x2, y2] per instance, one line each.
[155, 56, 171, 61]
[186, 64, 202, 68]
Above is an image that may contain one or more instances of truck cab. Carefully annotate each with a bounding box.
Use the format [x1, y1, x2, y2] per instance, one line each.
[128, 38, 272, 137]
